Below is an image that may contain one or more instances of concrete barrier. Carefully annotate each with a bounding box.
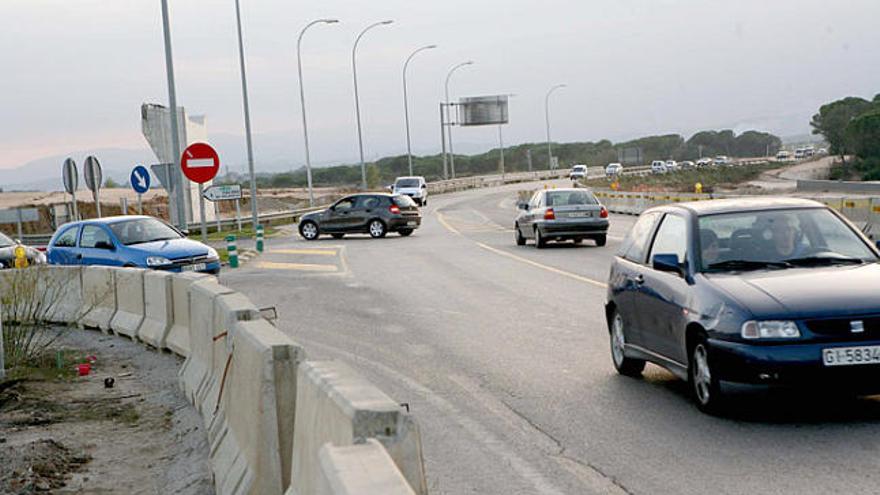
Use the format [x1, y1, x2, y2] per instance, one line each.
[209, 319, 303, 495]
[138, 271, 174, 349]
[288, 360, 427, 495]
[34, 265, 83, 325]
[165, 272, 212, 357]
[110, 268, 145, 339]
[316, 440, 416, 495]
[80, 266, 117, 331]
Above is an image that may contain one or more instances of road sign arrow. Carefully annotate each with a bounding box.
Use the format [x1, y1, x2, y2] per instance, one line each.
[202, 184, 242, 202]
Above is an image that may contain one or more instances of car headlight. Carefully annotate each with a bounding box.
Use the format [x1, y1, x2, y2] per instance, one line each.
[206, 247, 219, 261]
[741, 320, 800, 339]
[146, 256, 172, 267]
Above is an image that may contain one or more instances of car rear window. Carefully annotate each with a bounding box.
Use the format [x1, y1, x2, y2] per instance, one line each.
[393, 195, 417, 207]
[545, 190, 598, 206]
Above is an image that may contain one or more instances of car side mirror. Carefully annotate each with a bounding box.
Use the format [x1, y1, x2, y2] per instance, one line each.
[517, 202, 529, 210]
[421, 184, 427, 189]
[95, 240, 115, 251]
[652, 253, 683, 276]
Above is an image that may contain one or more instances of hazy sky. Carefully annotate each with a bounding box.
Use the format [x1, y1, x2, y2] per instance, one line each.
[1, 0, 878, 170]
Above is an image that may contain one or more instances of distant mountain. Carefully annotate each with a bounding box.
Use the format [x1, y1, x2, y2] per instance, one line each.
[0, 148, 157, 192]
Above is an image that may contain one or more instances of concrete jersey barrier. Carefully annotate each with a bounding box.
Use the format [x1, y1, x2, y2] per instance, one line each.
[80, 266, 117, 332]
[165, 271, 212, 356]
[138, 271, 175, 349]
[316, 440, 416, 495]
[110, 267, 145, 339]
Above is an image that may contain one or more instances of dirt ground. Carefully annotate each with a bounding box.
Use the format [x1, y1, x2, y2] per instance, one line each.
[0, 328, 213, 494]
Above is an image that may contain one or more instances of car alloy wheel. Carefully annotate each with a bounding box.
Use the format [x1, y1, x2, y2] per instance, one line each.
[692, 344, 712, 405]
[610, 311, 645, 376]
[300, 221, 319, 240]
[369, 220, 387, 238]
[535, 228, 546, 249]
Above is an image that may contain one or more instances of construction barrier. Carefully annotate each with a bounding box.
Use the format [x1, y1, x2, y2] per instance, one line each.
[80, 266, 117, 332]
[316, 440, 416, 495]
[165, 272, 212, 357]
[110, 267, 145, 339]
[138, 271, 174, 349]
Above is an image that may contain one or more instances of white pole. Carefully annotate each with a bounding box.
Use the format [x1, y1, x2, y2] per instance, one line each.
[233, 0, 259, 231]
[445, 61, 473, 179]
[353, 20, 393, 190]
[235, 198, 242, 232]
[297, 19, 338, 207]
[545, 83, 566, 169]
[160, 0, 187, 229]
[403, 44, 437, 176]
[198, 183, 207, 243]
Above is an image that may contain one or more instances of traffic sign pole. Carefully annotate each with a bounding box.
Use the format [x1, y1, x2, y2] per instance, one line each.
[137, 194, 143, 215]
[235, 199, 242, 232]
[198, 183, 207, 243]
[215, 202, 221, 233]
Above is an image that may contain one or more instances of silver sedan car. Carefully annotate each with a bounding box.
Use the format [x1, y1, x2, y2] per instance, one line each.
[515, 188, 610, 248]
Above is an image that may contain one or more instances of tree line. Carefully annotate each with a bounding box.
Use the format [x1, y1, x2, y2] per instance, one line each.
[810, 94, 880, 180]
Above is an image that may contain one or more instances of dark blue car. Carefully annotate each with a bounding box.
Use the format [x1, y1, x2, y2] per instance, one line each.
[47, 216, 221, 274]
[606, 197, 880, 413]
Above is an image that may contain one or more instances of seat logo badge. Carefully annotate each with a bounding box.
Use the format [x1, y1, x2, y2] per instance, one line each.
[851, 321, 865, 334]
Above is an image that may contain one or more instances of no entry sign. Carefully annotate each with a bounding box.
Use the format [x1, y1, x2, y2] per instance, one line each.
[181, 142, 220, 184]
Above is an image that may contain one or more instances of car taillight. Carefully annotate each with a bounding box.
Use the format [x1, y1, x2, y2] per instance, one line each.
[600, 206, 608, 218]
[544, 208, 555, 220]
[389, 205, 401, 214]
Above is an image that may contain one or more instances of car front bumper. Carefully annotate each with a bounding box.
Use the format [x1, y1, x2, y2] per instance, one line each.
[710, 337, 880, 392]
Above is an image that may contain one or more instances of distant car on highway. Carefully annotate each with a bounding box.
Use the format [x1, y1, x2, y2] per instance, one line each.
[606, 197, 880, 413]
[298, 193, 421, 240]
[392, 176, 428, 206]
[651, 161, 668, 174]
[0, 231, 46, 268]
[665, 160, 679, 172]
[605, 163, 623, 177]
[47, 216, 220, 274]
[776, 150, 793, 162]
[696, 158, 713, 168]
[515, 188, 609, 248]
[680, 160, 695, 169]
[569, 164, 589, 181]
[713, 155, 730, 166]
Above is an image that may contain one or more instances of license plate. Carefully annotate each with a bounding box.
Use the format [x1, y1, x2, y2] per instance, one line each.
[568, 212, 591, 218]
[181, 262, 206, 272]
[822, 346, 880, 367]
[407, 221, 418, 226]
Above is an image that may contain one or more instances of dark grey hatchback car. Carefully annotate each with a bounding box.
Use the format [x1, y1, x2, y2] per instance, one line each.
[298, 193, 421, 240]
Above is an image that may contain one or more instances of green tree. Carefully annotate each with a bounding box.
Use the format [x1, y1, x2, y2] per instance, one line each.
[104, 177, 119, 188]
[845, 109, 880, 160]
[366, 164, 381, 189]
[810, 96, 873, 158]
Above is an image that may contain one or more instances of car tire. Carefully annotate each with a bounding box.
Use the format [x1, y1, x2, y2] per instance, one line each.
[689, 336, 725, 414]
[399, 229, 413, 237]
[331, 233, 345, 239]
[515, 224, 526, 246]
[368, 219, 387, 239]
[594, 234, 607, 247]
[423, 198, 427, 206]
[299, 221, 320, 241]
[610, 310, 646, 377]
[535, 227, 547, 249]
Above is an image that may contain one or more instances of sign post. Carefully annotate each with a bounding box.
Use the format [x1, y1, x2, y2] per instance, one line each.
[203, 184, 243, 236]
[181, 143, 221, 244]
[83, 156, 103, 218]
[130, 165, 151, 215]
[63, 158, 79, 221]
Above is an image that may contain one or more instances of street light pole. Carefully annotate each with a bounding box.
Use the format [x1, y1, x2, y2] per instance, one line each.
[353, 20, 393, 190]
[233, 0, 259, 230]
[444, 61, 473, 179]
[403, 44, 437, 176]
[545, 83, 566, 169]
[159, 0, 187, 229]
[298, 18, 339, 206]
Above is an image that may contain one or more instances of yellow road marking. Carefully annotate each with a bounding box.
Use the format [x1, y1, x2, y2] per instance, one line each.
[252, 261, 338, 272]
[272, 248, 338, 256]
[475, 242, 608, 288]
[436, 211, 461, 235]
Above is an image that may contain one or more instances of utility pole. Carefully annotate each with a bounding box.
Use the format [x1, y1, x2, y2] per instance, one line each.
[233, 0, 259, 230]
[403, 44, 437, 176]
[160, 0, 187, 229]
[353, 20, 394, 190]
[545, 83, 566, 170]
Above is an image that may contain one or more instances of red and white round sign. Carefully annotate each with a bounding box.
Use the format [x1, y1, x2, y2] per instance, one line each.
[181, 142, 220, 184]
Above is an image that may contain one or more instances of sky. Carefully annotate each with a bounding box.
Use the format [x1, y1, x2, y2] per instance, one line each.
[1, 0, 878, 171]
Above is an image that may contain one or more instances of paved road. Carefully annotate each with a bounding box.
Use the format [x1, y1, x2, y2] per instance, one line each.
[222, 180, 880, 495]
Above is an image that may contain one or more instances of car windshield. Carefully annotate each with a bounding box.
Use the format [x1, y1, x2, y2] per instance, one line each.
[698, 207, 877, 272]
[393, 195, 417, 207]
[0, 232, 13, 247]
[395, 179, 420, 188]
[109, 218, 182, 246]
[545, 190, 598, 206]
[573, 166, 586, 171]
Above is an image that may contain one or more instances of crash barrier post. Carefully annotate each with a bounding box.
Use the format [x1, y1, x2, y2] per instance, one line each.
[227, 235, 239, 268]
[256, 225, 265, 253]
[165, 272, 212, 357]
[316, 440, 416, 495]
[80, 266, 117, 332]
[109, 267, 145, 339]
[287, 360, 427, 495]
[138, 270, 174, 349]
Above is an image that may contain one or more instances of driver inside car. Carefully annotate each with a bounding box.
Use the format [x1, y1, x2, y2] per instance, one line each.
[758, 213, 807, 260]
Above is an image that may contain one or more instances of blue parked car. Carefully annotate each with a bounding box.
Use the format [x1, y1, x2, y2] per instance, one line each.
[606, 197, 880, 414]
[47, 216, 221, 274]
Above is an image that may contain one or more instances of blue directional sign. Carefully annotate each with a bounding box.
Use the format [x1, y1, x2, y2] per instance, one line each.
[130, 165, 151, 194]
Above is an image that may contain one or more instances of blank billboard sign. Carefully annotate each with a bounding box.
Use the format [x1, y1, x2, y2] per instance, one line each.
[458, 95, 509, 126]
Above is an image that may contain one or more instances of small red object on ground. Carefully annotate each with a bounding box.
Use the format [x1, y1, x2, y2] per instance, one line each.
[77, 363, 91, 376]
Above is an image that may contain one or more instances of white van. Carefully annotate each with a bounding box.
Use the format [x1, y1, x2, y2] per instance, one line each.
[651, 160, 668, 174]
[392, 176, 428, 206]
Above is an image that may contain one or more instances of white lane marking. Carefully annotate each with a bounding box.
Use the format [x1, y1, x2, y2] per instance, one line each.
[470, 208, 508, 231]
[476, 242, 608, 289]
[300, 338, 568, 495]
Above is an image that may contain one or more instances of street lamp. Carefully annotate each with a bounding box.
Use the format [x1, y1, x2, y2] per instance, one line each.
[233, 0, 259, 230]
[352, 20, 394, 190]
[444, 61, 473, 179]
[403, 44, 437, 176]
[545, 83, 566, 169]
[297, 18, 339, 206]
